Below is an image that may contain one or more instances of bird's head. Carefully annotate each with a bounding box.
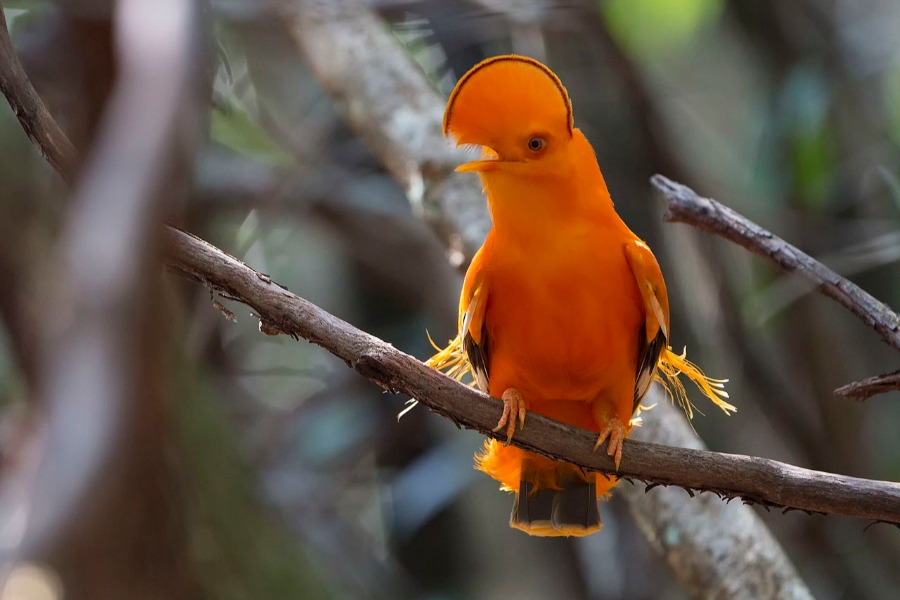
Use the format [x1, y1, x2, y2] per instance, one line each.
[443, 55, 577, 180]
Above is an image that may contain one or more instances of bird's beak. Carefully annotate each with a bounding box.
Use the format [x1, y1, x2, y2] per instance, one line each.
[455, 144, 502, 173]
[456, 160, 499, 173]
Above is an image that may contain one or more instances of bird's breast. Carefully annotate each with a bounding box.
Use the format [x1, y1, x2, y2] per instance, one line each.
[484, 235, 643, 403]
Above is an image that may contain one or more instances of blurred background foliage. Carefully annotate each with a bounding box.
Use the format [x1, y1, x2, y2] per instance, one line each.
[1, 0, 900, 598]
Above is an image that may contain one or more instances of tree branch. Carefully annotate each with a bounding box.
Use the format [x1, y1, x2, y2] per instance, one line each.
[653, 174, 900, 401]
[162, 225, 900, 527]
[654, 174, 900, 353]
[0, 3, 76, 180]
[835, 370, 900, 401]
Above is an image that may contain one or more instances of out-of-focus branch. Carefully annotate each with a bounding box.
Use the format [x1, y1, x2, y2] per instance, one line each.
[0, 1, 200, 589]
[618, 399, 812, 600]
[163, 226, 900, 529]
[835, 370, 900, 401]
[654, 175, 900, 397]
[284, 0, 489, 262]
[0, 2, 76, 180]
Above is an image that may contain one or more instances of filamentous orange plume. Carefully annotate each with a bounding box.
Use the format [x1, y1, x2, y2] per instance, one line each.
[427, 55, 734, 537]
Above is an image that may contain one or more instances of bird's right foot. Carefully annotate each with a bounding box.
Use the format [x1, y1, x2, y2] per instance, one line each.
[494, 388, 527, 444]
[593, 416, 627, 470]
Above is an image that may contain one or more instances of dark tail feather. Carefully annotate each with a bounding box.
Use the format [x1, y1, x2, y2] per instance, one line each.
[510, 476, 602, 537]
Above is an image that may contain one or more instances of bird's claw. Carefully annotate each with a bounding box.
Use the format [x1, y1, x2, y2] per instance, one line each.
[494, 388, 526, 444]
[593, 417, 627, 470]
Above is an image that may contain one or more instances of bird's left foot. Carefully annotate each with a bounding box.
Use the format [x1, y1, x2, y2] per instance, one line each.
[494, 388, 527, 444]
[593, 417, 627, 470]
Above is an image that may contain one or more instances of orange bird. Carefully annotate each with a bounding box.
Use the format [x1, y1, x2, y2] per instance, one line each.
[428, 55, 734, 537]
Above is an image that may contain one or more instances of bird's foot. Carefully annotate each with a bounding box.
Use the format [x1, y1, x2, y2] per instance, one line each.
[494, 388, 526, 444]
[593, 417, 627, 470]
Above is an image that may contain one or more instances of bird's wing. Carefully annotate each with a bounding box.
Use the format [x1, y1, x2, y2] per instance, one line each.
[624, 240, 671, 409]
[459, 248, 490, 392]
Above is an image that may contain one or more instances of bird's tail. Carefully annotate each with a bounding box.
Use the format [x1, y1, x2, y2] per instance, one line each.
[655, 346, 735, 418]
[477, 440, 614, 537]
[511, 475, 602, 537]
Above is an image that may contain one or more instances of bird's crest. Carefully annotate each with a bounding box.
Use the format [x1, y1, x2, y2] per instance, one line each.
[443, 55, 574, 145]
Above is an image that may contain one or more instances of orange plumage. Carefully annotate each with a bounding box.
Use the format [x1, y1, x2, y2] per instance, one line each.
[428, 55, 734, 537]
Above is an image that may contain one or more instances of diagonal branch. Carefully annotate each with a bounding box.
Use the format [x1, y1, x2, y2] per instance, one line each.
[0, 4, 76, 180]
[835, 370, 900, 401]
[654, 174, 900, 353]
[163, 225, 900, 527]
[654, 174, 900, 400]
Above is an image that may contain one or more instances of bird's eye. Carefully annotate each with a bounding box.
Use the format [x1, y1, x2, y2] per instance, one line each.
[527, 137, 546, 152]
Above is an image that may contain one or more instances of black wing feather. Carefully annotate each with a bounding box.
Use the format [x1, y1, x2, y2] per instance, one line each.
[634, 328, 666, 412]
[463, 324, 490, 392]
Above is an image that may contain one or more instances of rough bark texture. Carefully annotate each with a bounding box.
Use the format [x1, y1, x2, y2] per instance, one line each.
[0, 4, 76, 180]
[163, 226, 900, 531]
[835, 370, 900, 400]
[655, 175, 900, 353]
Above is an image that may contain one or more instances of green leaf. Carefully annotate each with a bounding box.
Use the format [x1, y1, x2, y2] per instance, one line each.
[210, 104, 293, 167]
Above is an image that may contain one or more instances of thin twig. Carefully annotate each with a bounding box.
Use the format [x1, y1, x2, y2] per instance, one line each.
[0, 3, 76, 180]
[163, 225, 900, 526]
[835, 370, 900, 401]
[654, 175, 900, 354]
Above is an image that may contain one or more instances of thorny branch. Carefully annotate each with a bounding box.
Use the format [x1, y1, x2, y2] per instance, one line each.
[654, 174, 900, 398]
[163, 226, 900, 527]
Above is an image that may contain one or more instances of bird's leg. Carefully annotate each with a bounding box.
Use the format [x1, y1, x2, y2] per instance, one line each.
[593, 415, 627, 470]
[494, 388, 526, 444]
